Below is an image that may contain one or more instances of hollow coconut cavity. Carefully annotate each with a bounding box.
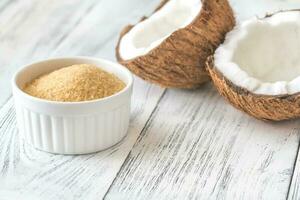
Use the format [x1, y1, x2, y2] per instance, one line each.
[207, 10, 300, 121]
[116, 0, 235, 88]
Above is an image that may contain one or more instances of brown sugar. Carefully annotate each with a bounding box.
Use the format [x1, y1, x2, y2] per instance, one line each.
[23, 64, 126, 102]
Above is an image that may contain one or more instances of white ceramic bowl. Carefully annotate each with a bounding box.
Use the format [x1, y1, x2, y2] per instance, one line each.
[12, 57, 133, 155]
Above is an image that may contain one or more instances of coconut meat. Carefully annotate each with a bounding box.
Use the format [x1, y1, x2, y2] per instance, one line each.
[214, 11, 300, 95]
[119, 0, 202, 60]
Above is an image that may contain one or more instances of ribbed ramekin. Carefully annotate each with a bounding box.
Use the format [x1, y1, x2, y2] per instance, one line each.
[12, 57, 133, 154]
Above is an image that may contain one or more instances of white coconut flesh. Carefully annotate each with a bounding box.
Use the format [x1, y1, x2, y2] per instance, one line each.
[119, 0, 202, 60]
[214, 11, 300, 95]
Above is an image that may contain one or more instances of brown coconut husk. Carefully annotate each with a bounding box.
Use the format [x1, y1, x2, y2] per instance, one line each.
[206, 56, 300, 121]
[116, 0, 235, 89]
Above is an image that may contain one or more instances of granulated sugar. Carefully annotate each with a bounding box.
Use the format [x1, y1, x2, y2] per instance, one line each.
[23, 64, 126, 102]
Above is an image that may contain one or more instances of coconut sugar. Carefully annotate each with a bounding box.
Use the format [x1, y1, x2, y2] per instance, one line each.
[23, 64, 126, 102]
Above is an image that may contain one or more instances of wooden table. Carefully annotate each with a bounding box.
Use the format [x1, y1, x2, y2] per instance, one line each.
[1, 0, 300, 199]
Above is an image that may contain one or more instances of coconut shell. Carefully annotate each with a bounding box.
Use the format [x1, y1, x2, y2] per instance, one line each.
[206, 56, 300, 121]
[116, 0, 235, 88]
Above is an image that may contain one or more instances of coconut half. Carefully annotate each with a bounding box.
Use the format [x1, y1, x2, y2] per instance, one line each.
[207, 10, 300, 121]
[116, 0, 235, 88]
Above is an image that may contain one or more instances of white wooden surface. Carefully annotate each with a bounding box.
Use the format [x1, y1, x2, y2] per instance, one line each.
[0, 0, 300, 200]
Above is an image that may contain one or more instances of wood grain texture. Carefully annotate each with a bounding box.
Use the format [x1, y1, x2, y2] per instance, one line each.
[106, 84, 300, 200]
[0, 0, 99, 107]
[1, 0, 300, 200]
[105, 1, 300, 199]
[229, 0, 300, 21]
[0, 84, 164, 200]
[0, 0, 165, 199]
[288, 148, 300, 200]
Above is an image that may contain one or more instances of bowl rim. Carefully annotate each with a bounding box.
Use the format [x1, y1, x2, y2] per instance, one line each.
[11, 56, 133, 106]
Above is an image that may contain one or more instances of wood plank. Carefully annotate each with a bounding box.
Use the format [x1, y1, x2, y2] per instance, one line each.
[0, 0, 15, 14]
[1, 0, 299, 199]
[288, 150, 300, 200]
[230, 0, 300, 21]
[0, 83, 164, 200]
[52, 0, 161, 59]
[105, 84, 300, 200]
[105, 1, 300, 199]
[0, 0, 165, 199]
[0, 0, 100, 107]
[233, 1, 300, 200]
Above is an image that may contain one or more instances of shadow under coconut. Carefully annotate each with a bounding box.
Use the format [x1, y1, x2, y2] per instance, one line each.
[169, 79, 213, 93]
[162, 80, 300, 128]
